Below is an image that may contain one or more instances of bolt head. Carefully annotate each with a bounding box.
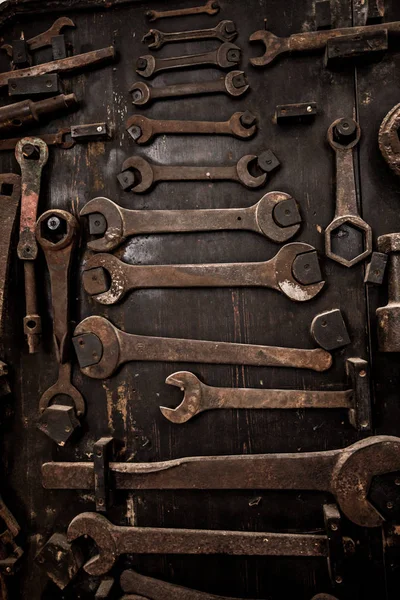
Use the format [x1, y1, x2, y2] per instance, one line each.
[240, 111, 256, 127]
[136, 57, 148, 70]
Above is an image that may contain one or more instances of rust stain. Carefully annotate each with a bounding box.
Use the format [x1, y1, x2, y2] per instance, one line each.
[88, 142, 106, 193]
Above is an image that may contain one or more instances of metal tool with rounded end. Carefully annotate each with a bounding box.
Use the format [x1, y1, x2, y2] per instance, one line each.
[146, 0, 220, 22]
[379, 103, 400, 176]
[142, 20, 237, 50]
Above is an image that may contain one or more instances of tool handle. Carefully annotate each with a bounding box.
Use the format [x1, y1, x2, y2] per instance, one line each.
[209, 387, 353, 410]
[153, 164, 237, 182]
[334, 149, 358, 217]
[151, 79, 225, 99]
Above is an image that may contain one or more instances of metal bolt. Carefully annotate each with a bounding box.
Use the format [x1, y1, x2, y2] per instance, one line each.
[224, 21, 235, 33]
[46, 79, 53, 88]
[132, 89, 144, 102]
[137, 57, 148, 70]
[127, 125, 143, 141]
[335, 576, 343, 584]
[330, 523, 338, 531]
[387, 501, 394, 509]
[240, 111, 256, 128]
[47, 216, 61, 231]
[22, 143, 40, 160]
[359, 370, 367, 378]
[395, 478, 400, 486]
[307, 105, 313, 113]
[227, 49, 240, 62]
[232, 73, 246, 89]
[97, 125, 103, 133]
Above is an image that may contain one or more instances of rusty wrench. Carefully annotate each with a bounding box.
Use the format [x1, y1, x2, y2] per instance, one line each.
[378, 103, 400, 176]
[15, 137, 48, 353]
[146, 1, 219, 22]
[136, 43, 241, 78]
[80, 193, 301, 252]
[1, 17, 76, 58]
[143, 20, 237, 50]
[82, 243, 324, 305]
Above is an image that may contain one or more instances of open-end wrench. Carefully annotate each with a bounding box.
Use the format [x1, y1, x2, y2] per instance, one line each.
[119, 154, 267, 193]
[378, 103, 400, 176]
[325, 118, 372, 267]
[136, 43, 241, 78]
[249, 22, 400, 67]
[126, 111, 257, 144]
[130, 71, 249, 106]
[15, 137, 48, 353]
[143, 20, 237, 50]
[1, 17, 76, 58]
[46, 436, 400, 528]
[82, 243, 324, 305]
[72, 316, 332, 379]
[80, 192, 301, 252]
[146, 1, 220, 22]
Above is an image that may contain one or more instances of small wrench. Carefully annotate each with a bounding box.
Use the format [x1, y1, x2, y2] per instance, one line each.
[325, 118, 372, 267]
[136, 43, 241, 78]
[378, 103, 400, 176]
[130, 71, 249, 106]
[249, 22, 400, 67]
[143, 20, 237, 50]
[82, 243, 324, 305]
[1, 17, 76, 57]
[119, 154, 267, 193]
[146, 1, 220, 22]
[126, 111, 257, 144]
[80, 192, 301, 252]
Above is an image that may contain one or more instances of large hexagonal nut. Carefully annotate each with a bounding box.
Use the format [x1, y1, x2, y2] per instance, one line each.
[35, 533, 83, 589]
[37, 405, 80, 446]
[325, 216, 372, 267]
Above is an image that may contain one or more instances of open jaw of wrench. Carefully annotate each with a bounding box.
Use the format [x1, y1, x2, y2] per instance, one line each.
[1, 17, 76, 58]
[136, 43, 241, 78]
[379, 103, 400, 176]
[129, 71, 249, 106]
[143, 20, 237, 50]
[80, 193, 301, 252]
[249, 21, 400, 67]
[82, 243, 324, 305]
[35, 210, 85, 445]
[44, 435, 400, 528]
[126, 111, 257, 144]
[71, 316, 332, 379]
[119, 154, 268, 193]
[325, 118, 372, 267]
[146, 0, 220, 21]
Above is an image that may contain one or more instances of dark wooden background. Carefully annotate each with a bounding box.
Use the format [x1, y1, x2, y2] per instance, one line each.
[0, 0, 399, 597]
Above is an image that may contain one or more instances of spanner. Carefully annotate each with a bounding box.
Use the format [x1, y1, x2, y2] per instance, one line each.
[136, 43, 241, 78]
[130, 71, 249, 106]
[146, 1, 219, 22]
[80, 192, 301, 252]
[1, 17, 76, 58]
[378, 103, 400, 176]
[15, 137, 48, 353]
[126, 111, 257, 144]
[249, 21, 400, 67]
[82, 243, 324, 305]
[45, 435, 400, 527]
[325, 118, 372, 267]
[142, 20, 237, 50]
[72, 316, 332, 379]
[119, 154, 267, 193]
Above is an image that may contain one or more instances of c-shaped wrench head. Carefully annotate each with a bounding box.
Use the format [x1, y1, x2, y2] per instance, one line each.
[161, 371, 205, 423]
[73, 316, 120, 379]
[67, 512, 117, 575]
[272, 242, 324, 301]
[82, 253, 129, 304]
[249, 30, 290, 67]
[80, 197, 124, 252]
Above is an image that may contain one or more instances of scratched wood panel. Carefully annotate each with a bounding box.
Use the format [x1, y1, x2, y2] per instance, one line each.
[0, 0, 393, 598]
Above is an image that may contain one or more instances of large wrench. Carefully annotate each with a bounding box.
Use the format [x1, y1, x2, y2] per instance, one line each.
[1, 17, 76, 57]
[146, 1, 219, 21]
[130, 71, 249, 106]
[143, 20, 237, 50]
[45, 436, 400, 528]
[136, 43, 241, 78]
[82, 243, 324, 304]
[249, 22, 400, 67]
[119, 154, 267, 193]
[325, 118, 372, 267]
[80, 193, 301, 252]
[126, 112, 257, 144]
[72, 316, 332, 379]
[378, 103, 400, 176]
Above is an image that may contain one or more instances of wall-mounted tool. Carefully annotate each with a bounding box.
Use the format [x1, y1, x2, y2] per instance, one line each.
[143, 20, 237, 50]
[82, 243, 324, 305]
[71, 316, 332, 379]
[35, 532, 83, 590]
[325, 117, 372, 267]
[15, 137, 48, 353]
[376, 233, 400, 352]
[275, 102, 317, 123]
[0, 94, 77, 134]
[1, 17, 75, 59]
[0, 122, 110, 152]
[95, 578, 115, 599]
[324, 30, 387, 67]
[378, 103, 400, 176]
[8, 74, 61, 97]
[66, 506, 353, 583]
[43, 435, 400, 528]
[80, 192, 301, 251]
[310, 309, 350, 351]
[0, 495, 23, 576]
[364, 251, 388, 285]
[146, 1, 219, 21]
[161, 356, 370, 430]
[35, 210, 84, 445]
[136, 43, 241, 78]
[130, 71, 249, 106]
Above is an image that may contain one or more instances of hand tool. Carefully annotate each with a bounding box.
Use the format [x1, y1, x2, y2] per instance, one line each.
[95, 578, 115, 599]
[0, 94, 77, 134]
[249, 21, 400, 66]
[143, 20, 237, 50]
[160, 356, 370, 430]
[15, 137, 48, 353]
[146, 1, 219, 21]
[130, 71, 249, 106]
[1, 17, 75, 58]
[72, 315, 332, 379]
[324, 29, 388, 67]
[0, 122, 110, 152]
[80, 192, 301, 252]
[126, 111, 257, 144]
[0, 46, 115, 89]
[35, 210, 84, 445]
[364, 251, 388, 285]
[325, 117, 372, 267]
[67, 506, 354, 578]
[379, 103, 400, 176]
[35, 533, 83, 590]
[82, 243, 324, 305]
[44, 435, 400, 528]
[136, 42, 241, 78]
[0, 495, 23, 575]
[310, 310, 350, 351]
[376, 233, 400, 352]
[8, 74, 60, 97]
[119, 153, 269, 193]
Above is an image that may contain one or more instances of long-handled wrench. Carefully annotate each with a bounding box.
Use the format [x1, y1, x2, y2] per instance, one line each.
[143, 20, 237, 50]
[146, 1, 220, 22]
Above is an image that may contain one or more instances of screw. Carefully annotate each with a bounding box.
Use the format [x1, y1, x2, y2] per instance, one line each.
[128, 125, 142, 141]
[307, 105, 313, 113]
[335, 576, 343, 584]
[240, 111, 256, 128]
[132, 89, 144, 102]
[232, 73, 246, 89]
[97, 125, 103, 133]
[359, 370, 367, 378]
[395, 478, 400, 486]
[330, 523, 338, 531]
[387, 501, 394, 509]
[224, 21, 235, 33]
[227, 49, 240, 62]
[47, 216, 61, 231]
[46, 80, 53, 88]
[22, 143, 40, 160]
[136, 57, 148, 70]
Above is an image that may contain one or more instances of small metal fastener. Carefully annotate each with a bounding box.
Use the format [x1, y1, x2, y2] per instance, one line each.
[47, 216, 61, 231]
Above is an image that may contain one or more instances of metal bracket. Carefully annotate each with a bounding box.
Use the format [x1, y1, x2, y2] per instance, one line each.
[94, 437, 114, 512]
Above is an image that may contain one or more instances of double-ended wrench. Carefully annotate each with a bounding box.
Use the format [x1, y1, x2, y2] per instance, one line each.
[143, 20, 237, 50]
[146, 1, 220, 22]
